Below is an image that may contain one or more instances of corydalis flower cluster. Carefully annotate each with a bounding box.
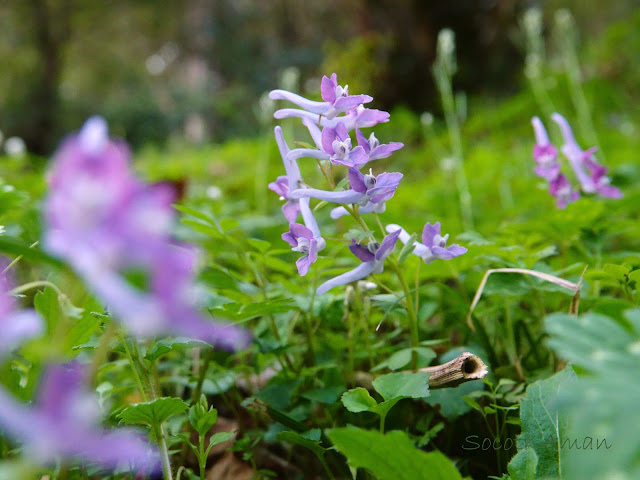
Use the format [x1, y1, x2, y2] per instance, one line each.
[43, 117, 249, 349]
[269, 74, 467, 294]
[532, 113, 622, 208]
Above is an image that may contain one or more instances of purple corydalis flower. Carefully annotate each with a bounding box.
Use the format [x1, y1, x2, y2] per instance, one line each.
[531, 117, 560, 181]
[270, 73, 372, 120]
[44, 117, 249, 350]
[316, 229, 401, 295]
[321, 122, 368, 167]
[286, 120, 369, 168]
[268, 176, 300, 223]
[0, 362, 159, 471]
[274, 104, 390, 131]
[290, 168, 402, 217]
[282, 223, 322, 276]
[0, 269, 43, 359]
[281, 197, 326, 276]
[356, 128, 404, 161]
[551, 113, 622, 199]
[386, 222, 467, 264]
[549, 173, 580, 209]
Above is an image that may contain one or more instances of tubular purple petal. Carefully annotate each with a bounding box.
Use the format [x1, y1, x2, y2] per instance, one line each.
[269, 89, 330, 115]
[302, 118, 323, 148]
[289, 188, 364, 204]
[299, 198, 322, 239]
[316, 262, 377, 295]
[330, 207, 349, 219]
[531, 116, 551, 146]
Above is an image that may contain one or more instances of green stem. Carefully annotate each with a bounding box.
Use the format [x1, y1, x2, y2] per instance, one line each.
[119, 333, 173, 480]
[119, 333, 148, 402]
[198, 434, 206, 480]
[380, 413, 386, 434]
[153, 423, 174, 480]
[391, 261, 419, 369]
[88, 320, 118, 386]
[317, 455, 336, 480]
[10, 280, 63, 297]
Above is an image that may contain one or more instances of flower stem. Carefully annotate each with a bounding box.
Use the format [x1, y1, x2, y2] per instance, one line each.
[88, 320, 118, 386]
[10, 280, 64, 297]
[120, 332, 174, 480]
[153, 423, 174, 480]
[391, 261, 420, 369]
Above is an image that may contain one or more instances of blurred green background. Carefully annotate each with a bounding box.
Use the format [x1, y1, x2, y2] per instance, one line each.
[1, 0, 637, 155]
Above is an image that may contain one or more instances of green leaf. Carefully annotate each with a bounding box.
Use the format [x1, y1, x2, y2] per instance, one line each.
[372, 372, 430, 402]
[118, 397, 188, 426]
[507, 448, 538, 480]
[372, 347, 436, 372]
[463, 396, 482, 412]
[189, 405, 218, 436]
[327, 428, 462, 480]
[145, 337, 209, 363]
[341, 388, 378, 413]
[542, 309, 640, 479]
[208, 431, 234, 448]
[209, 297, 297, 321]
[181, 219, 223, 239]
[0, 237, 63, 267]
[276, 430, 325, 458]
[219, 218, 239, 232]
[301, 386, 344, 404]
[246, 238, 271, 253]
[516, 366, 575, 479]
[397, 233, 417, 265]
[173, 204, 215, 225]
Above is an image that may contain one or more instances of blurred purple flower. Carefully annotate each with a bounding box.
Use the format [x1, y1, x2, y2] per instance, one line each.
[316, 229, 401, 295]
[549, 173, 581, 209]
[531, 116, 560, 181]
[290, 168, 402, 218]
[551, 113, 622, 199]
[270, 73, 372, 120]
[43, 117, 249, 350]
[386, 222, 467, 264]
[0, 268, 42, 359]
[0, 362, 159, 471]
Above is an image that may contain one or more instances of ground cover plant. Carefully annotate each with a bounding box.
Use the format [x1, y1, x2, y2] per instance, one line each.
[1, 6, 640, 480]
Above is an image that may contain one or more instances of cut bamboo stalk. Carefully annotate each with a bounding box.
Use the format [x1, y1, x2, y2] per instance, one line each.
[411, 352, 488, 389]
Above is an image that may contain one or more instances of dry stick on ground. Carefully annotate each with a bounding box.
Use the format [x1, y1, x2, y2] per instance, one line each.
[407, 352, 489, 389]
[465, 267, 585, 331]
